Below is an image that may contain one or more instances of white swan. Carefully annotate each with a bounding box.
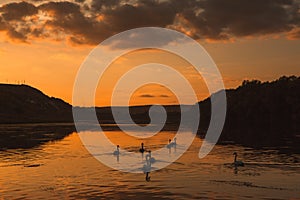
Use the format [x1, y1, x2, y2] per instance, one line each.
[166, 138, 177, 148]
[233, 152, 244, 167]
[146, 150, 156, 164]
[142, 155, 151, 173]
[166, 139, 172, 148]
[142, 150, 156, 178]
[171, 138, 177, 147]
[142, 162, 151, 173]
[113, 145, 120, 155]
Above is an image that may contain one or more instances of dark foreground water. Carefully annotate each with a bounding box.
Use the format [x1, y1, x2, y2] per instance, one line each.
[0, 124, 299, 199]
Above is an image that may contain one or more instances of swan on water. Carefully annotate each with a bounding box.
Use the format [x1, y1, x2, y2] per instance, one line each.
[142, 162, 151, 172]
[113, 145, 120, 155]
[139, 143, 145, 153]
[172, 138, 177, 146]
[142, 154, 151, 173]
[167, 139, 172, 148]
[142, 150, 155, 173]
[146, 150, 156, 164]
[167, 138, 177, 148]
[233, 152, 244, 166]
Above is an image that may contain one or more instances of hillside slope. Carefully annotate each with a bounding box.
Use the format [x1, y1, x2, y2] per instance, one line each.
[198, 76, 300, 149]
[0, 84, 73, 123]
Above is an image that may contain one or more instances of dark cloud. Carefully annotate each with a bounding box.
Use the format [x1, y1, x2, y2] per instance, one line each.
[38, 1, 111, 44]
[6, 26, 28, 41]
[0, 16, 6, 30]
[91, 0, 120, 10]
[139, 94, 155, 98]
[103, 1, 177, 32]
[179, 0, 300, 39]
[139, 94, 170, 98]
[0, 2, 39, 41]
[74, 0, 86, 3]
[0, 0, 299, 45]
[0, 1, 37, 21]
[159, 94, 170, 98]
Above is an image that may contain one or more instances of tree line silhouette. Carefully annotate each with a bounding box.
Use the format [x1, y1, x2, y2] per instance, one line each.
[198, 76, 300, 150]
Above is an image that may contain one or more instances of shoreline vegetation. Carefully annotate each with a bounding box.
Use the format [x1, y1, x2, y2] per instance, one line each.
[0, 76, 299, 151]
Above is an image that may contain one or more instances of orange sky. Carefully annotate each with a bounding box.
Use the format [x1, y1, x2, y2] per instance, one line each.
[0, 0, 300, 106]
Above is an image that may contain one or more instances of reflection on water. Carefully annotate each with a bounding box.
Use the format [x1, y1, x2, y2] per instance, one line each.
[0, 124, 299, 199]
[0, 123, 75, 149]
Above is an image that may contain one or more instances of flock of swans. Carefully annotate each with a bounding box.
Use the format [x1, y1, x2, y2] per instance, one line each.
[112, 138, 177, 181]
[112, 138, 245, 181]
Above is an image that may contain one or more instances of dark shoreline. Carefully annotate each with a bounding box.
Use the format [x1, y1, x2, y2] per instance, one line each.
[0, 76, 299, 152]
[0, 122, 299, 154]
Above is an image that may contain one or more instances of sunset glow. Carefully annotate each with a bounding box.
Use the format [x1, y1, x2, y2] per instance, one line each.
[0, 0, 299, 106]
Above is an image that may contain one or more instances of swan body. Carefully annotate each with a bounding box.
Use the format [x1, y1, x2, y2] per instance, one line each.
[113, 145, 120, 155]
[146, 151, 156, 164]
[139, 143, 145, 153]
[167, 138, 177, 148]
[171, 138, 177, 147]
[143, 151, 155, 173]
[166, 139, 172, 148]
[233, 152, 244, 167]
[234, 160, 244, 166]
[142, 162, 151, 172]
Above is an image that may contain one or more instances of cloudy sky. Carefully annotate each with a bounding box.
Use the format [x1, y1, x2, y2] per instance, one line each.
[0, 0, 300, 106]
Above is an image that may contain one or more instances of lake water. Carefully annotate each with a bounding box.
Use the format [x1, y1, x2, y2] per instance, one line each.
[0, 124, 299, 199]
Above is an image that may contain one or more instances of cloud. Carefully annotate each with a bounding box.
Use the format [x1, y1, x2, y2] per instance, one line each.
[0, 16, 6, 30]
[0, 0, 299, 45]
[178, 0, 300, 40]
[103, 1, 177, 32]
[0, 1, 41, 41]
[0, 1, 37, 21]
[139, 94, 155, 98]
[139, 94, 170, 98]
[38, 1, 98, 44]
[159, 94, 170, 98]
[103, 27, 186, 50]
[90, 0, 120, 10]
[287, 27, 300, 39]
[6, 26, 29, 41]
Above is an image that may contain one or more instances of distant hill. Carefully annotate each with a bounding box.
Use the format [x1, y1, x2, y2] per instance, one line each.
[0, 84, 73, 123]
[198, 76, 300, 150]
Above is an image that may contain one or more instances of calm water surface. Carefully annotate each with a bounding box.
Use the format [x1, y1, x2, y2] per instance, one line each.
[0, 125, 299, 199]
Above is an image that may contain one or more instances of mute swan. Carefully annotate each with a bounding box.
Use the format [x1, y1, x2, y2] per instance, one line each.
[113, 145, 120, 155]
[167, 139, 172, 148]
[171, 138, 177, 147]
[146, 150, 156, 164]
[167, 138, 177, 148]
[139, 143, 145, 153]
[142, 155, 151, 173]
[233, 152, 244, 166]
